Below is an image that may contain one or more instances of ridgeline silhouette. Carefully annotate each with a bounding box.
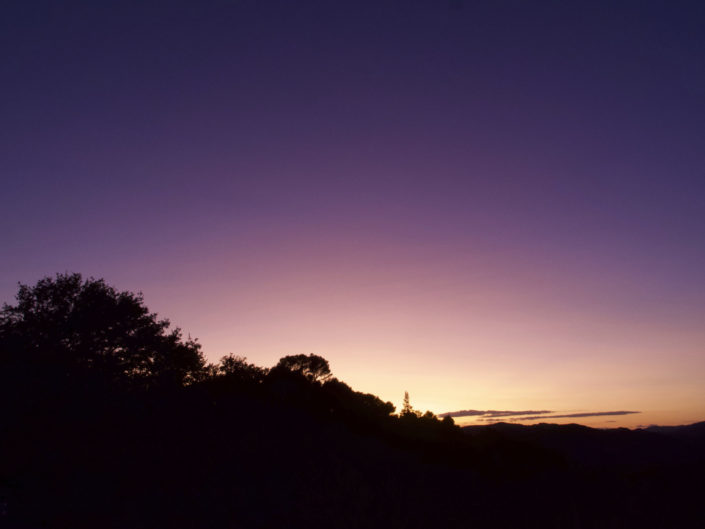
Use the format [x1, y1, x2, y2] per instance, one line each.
[1, 274, 703, 528]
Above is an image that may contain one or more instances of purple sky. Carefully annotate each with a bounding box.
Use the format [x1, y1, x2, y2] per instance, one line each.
[3, 1, 705, 426]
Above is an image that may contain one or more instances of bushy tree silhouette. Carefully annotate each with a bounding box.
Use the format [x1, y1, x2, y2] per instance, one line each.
[271, 353, 332, 383]
[218, 354, 267, 381]
[322, 378, 396, 420]
[0, 273, 205, 390]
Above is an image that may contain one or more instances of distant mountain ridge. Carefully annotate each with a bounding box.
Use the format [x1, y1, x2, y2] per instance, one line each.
[462, 421, 705, 467]
[641, 421, 705, 438]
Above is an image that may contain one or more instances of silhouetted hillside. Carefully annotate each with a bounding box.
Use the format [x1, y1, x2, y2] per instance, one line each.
[1, 275, 704, 528]
[464, 421, 705, 467]
[642, 421, 705, 440]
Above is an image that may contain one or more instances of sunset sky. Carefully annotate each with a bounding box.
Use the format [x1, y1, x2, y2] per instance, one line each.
[3, 0, 705, 427]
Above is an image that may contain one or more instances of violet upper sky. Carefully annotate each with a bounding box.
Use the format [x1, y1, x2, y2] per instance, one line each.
[2, 1, 705, 426]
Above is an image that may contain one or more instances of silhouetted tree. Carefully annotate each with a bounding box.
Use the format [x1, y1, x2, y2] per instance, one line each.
[322, 378, 396, 420]
[0, 273, 205, 390]
[271, 354, 332, 383]
[217, 354, 267, 384]
[401, 391, 414, 417]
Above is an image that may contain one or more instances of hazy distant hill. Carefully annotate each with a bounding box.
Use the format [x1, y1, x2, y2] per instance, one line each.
[642, 421, 705, 439]
[463, 421, 705, 467]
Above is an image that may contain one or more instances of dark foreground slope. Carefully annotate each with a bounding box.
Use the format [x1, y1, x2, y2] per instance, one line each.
[0, 375, 547, 529]
[1, 275, 704, 528]
[2, 378, 705, 529]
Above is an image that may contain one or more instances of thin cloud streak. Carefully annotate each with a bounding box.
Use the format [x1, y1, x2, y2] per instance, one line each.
[441, 409, 642, 422]
[507, 411, 641, 421]
[440, 409, 553, 418]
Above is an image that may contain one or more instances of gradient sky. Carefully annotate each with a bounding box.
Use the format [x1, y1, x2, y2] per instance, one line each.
[3, 0, 705, 427]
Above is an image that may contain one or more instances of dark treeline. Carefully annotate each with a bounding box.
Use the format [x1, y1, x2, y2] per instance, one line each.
[1, 274, 703, 528]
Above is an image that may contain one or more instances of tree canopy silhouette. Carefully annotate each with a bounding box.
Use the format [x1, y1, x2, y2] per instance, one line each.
[0, 273, 205, 390]
[271, 353, 332, 383]
[213, 354, 268, 389]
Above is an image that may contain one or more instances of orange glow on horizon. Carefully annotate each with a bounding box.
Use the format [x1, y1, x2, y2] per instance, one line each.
[123, 232, 705, 430]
